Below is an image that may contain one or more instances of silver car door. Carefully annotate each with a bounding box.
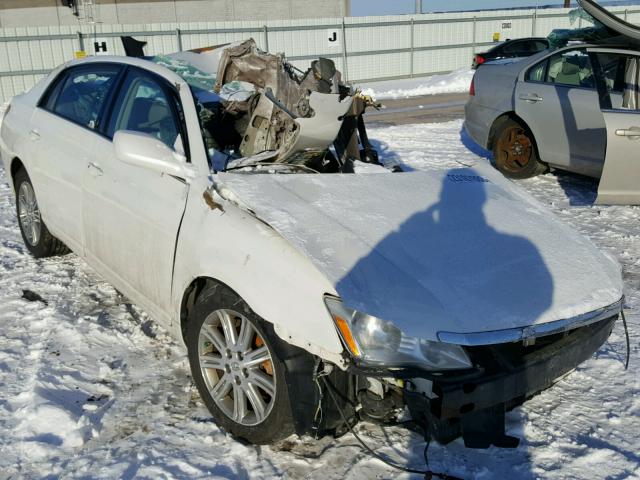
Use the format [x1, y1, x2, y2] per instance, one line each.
[82, 67, 189, 322]
[596, 111, 640, 205]
[591, 49, 640, 205]
[515, 48, 605, 177]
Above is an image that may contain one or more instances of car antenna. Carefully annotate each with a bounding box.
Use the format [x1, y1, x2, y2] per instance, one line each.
[320, 375, 463, 480]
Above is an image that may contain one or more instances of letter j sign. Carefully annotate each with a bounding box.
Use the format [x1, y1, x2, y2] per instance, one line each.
[327, 29, 340, 48]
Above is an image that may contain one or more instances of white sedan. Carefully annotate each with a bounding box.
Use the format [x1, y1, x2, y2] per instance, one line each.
[0, 43, 624, 449]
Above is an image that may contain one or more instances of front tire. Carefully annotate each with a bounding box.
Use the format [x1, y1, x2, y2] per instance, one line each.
[186, 283, 296, 444]
[14, 168, 68, 258]
[492, 118, 546, 179]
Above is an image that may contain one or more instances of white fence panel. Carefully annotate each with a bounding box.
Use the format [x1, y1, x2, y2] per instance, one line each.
[628, 10, 640, 23]
[2, 5, 640, 102]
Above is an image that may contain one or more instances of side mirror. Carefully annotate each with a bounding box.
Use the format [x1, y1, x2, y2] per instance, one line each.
[113, 130, 194, 179]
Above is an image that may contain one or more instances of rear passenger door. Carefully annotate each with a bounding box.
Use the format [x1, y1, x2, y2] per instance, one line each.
[82, 67, 190, 323]
[515, 48, 605, 176]
[29, 64, 122, 253]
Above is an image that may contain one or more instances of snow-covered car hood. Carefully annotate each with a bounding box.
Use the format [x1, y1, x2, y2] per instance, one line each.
[215, 165, 622, 342]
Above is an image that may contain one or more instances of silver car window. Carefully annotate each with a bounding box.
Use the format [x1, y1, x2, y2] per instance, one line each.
[526, 59, 547, 82]
[546, 49, 595, 89]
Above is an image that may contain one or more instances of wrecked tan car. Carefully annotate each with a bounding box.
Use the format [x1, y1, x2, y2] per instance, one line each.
[465, 0, 640, 204]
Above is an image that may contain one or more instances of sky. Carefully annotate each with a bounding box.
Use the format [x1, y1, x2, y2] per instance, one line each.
[350, 0, 561, 16]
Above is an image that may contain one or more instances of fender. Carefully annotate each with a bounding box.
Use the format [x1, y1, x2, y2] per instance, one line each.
[171, 178, 346, 367]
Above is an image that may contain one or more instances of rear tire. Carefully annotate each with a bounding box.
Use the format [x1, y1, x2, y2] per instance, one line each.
[14, 168, 69, 258]
[186, 283, 297, 444]
[492, 118, 546, 179]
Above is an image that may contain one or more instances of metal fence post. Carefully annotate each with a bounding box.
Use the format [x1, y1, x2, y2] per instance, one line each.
[263, 25, 269, 52]
[77, 31, 84, 52]
[341, 17, 349, 81]
[176, 28, 182, 51]
[410, 17, 415, 78]
[532, 10, 537, 36]
[472, 16, 477, 51]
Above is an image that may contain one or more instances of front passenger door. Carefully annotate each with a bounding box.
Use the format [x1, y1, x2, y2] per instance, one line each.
[593, 50, 640, 204]
[82, 68, 190, 323]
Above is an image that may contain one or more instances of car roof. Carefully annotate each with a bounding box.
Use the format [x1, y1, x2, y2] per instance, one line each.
[56, 55, 185, 86]
[500, 37, 549, 45]
[484, 37, 549, 53]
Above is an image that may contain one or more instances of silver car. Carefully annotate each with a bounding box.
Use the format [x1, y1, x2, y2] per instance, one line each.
[465, 0, 640, 204]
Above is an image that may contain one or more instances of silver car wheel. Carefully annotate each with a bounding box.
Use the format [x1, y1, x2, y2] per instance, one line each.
[198, 308, 277, 427]
[18, 181, 41, 246]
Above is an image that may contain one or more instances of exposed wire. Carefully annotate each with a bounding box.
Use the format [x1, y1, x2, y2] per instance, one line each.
[313, 378, 323, 437]
[320, 376, 463, 480]
[311, 357, 325, 439]
[423, 435, 431, 469]
[621, 309, 630, 370]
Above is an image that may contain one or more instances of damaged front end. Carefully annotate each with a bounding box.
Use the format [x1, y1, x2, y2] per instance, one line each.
[153, 39, 385, 174]
[309, 313, 618, 450]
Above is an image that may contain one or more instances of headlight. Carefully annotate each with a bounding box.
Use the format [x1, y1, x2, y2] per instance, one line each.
[324, 296, 472, 371]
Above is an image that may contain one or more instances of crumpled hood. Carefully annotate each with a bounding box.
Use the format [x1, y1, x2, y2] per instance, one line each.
[216, 165, 622, 341]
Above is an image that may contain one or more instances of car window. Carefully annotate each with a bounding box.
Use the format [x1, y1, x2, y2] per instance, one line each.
[488, 43, 505, 56]
[502, 42, 523, 54]
[594, 52, 640, 110]
[50, 65, 121, 129]
[546, 49, 595, 89]
[40, 72, 68, 111]
[532, 40, 548, 52]
[109, 71, 182, 151]
[526, 59, 548, 82]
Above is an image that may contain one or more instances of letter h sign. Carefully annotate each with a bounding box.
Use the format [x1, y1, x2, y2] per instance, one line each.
[94, 40, 108, 55]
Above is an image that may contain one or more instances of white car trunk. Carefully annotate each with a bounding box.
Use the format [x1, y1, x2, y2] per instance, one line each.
[216, 165, 623, 341]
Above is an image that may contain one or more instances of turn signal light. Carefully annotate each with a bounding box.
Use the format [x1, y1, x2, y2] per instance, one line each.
[334, 315, 361, 357]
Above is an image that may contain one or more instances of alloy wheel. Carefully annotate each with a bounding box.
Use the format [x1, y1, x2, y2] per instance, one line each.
[198, 309, 276, 426]
[18, 181, 41, 246]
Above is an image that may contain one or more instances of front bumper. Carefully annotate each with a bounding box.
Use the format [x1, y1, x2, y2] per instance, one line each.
[404, 315, 617, 444]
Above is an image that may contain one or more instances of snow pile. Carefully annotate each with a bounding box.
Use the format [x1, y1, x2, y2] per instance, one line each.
[358, 69, 474, 100]
[0, 120, 638, 479]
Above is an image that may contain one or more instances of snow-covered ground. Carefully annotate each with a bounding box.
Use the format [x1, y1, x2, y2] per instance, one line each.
[358, 70, 474, 100]
[0, 119, 638, 479]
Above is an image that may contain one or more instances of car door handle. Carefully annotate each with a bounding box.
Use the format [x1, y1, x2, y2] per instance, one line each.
[87, 161, 103, 176]
[519, 93, 543, 103]
[615, 128, 640, 138]
[29, 129, 40, 141]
